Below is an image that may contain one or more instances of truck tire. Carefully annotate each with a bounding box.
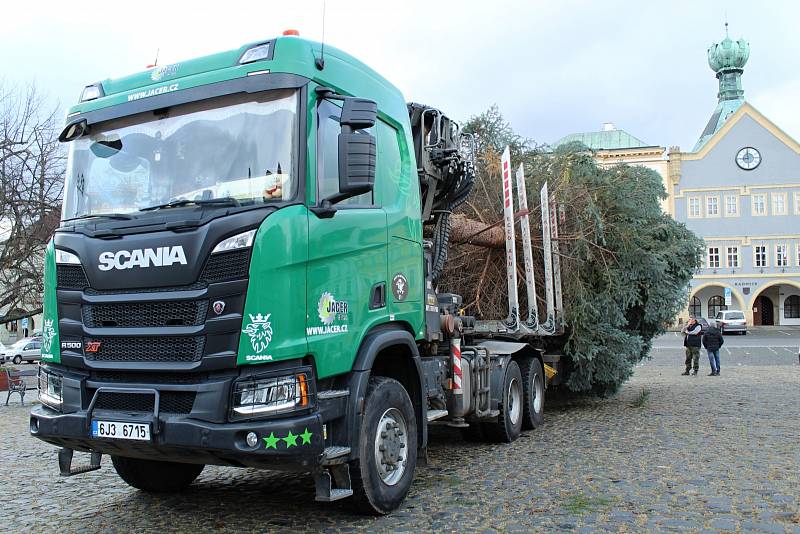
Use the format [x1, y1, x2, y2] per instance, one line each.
[483, 359, 523, 443]
[520, 358, 545, 430]
[111, 456, 204, 492]
[350, 376, 417, 515]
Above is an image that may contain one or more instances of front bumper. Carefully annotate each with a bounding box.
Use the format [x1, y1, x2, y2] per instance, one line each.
[30, 404, 325, 471]
[720, 323, 746, 332]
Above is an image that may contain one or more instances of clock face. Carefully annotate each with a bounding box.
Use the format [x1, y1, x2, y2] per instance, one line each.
[736, 147, 761, 170]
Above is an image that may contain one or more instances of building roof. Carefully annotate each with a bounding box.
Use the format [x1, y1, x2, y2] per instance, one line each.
[553, 123, 653, 151]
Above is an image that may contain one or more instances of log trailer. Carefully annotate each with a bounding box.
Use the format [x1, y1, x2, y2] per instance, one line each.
[30, 33, 565, 514]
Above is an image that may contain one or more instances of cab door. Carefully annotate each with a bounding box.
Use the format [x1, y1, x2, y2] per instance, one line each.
[306, 99, 387, 379]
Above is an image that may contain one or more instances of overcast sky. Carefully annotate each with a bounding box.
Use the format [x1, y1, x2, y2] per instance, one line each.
[2, 0, 799, 151]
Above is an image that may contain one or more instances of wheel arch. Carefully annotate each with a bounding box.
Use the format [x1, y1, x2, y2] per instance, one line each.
[346, 323, 427, 456]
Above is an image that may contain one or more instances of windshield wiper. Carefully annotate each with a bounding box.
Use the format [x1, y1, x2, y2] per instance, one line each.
[139, 197, 241, 212]
[62, 213, 134, 222]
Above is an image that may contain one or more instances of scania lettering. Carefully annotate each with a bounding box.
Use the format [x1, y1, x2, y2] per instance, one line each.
[97, 246, 188, 271]
[32, 34, 566, 515]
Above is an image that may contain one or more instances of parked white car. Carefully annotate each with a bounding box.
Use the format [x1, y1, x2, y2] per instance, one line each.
[715, 310, 747, 335]
[0, 338, 42, 364]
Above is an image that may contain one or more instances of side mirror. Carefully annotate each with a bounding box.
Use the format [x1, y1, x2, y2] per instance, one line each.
[59, 118, 89, 142]
[337, 97, 377, 198]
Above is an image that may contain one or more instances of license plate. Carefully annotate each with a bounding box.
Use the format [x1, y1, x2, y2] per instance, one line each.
[91, 420, 151, 441]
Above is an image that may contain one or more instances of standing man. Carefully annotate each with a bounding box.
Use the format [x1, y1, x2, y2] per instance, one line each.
[703, 321, 724, 376]
[681, 317, 702, 375]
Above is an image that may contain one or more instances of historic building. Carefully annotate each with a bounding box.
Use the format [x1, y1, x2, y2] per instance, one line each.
[670, 28, 800, 326]
[553, 123, 670, 213]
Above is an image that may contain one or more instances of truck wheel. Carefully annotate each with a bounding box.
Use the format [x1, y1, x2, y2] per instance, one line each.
[483, 360, 523, 443]
[520, 358, 545, 430]
[13, 355, 21, 365]
[351, 376, 417, 515]
[111, 456, 204, 492]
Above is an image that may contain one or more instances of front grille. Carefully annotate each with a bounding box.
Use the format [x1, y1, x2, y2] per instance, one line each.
[57, 265, 89, 289]
[83, 336, 205, 362]
[201, 249, 251, 282]
[83, 300, 209, 328]
[90, 390, 196, 414]
[84, 282, 207, 296]
[90, 371, 206, 384]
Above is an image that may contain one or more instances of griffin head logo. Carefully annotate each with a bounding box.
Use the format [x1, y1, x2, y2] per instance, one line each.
[242, 313, 273, 354]
[41, 319, 56, 353]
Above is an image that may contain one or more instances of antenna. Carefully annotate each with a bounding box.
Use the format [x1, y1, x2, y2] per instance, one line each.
[315, 0, 326, 70]
[154, 48, 160, 67]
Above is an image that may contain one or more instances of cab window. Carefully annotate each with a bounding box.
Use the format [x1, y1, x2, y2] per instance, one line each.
[317, 99, 373, 207]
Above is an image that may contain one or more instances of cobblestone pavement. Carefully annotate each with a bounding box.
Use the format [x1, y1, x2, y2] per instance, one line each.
[2, 351, 798, 533]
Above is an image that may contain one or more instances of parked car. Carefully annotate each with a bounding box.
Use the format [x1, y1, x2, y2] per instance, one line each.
[0, 338, 42, 364]
[696, 317, 711, 332]
[715, 310, 747, 335]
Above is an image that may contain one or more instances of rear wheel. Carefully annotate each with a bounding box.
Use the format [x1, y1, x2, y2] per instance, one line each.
[111, 456, 204, 492]
[520, 358, 545, 430]
[483, 360, 523, 443]
[351, 376, 417, 515]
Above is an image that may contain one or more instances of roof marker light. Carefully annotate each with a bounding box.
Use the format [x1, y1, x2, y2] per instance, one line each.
[239, 43, 272, 64]
[282, 29, 300, 36]
[79, 84, 104, 103]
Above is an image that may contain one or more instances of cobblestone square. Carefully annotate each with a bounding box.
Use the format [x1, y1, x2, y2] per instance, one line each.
[2, 339, 798, 533]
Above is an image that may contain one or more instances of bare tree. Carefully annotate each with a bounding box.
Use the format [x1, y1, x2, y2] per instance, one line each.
[0, 83, 65, 322]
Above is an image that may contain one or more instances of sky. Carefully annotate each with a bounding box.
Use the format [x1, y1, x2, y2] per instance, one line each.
[2, 0, 799, 151]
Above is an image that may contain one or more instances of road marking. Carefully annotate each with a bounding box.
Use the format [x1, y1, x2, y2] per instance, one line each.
[725, 347, 731, 355]
[767, 347, 777, 354]
[779, 331, 792, 336]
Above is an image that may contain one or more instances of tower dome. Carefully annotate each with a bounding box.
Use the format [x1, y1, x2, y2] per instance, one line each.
[707, 27, 750, 72]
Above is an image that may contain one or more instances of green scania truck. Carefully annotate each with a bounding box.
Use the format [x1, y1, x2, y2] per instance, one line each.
[30, 33, 564, 514]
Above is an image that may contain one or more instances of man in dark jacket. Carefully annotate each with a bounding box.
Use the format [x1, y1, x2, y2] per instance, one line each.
[681, 317, 702, 375]
[702, 321, 724, 376]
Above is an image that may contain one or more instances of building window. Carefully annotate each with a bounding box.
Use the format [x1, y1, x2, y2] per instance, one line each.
[794, 192, 800, 215]
[708, 295, 727, 318]
[724, 195, 738, 216]
[752, 193, 767, 216]
[754, 245, 768, 267]
[771, 192, 787, 215]
[726, 246, 739, 268]
[707, 247, 720, 268]
[688, 197, 701, 218]
[688, 296, 702, 318]
[706, 196, 720, 217]
[776, 244, 788, 267]
[785, 295, 800, 319]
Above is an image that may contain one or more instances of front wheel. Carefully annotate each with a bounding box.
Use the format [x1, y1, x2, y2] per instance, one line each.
[12, 355, 21, 365]
[351, 376, 417, 515]
[111, 456, 204, 492]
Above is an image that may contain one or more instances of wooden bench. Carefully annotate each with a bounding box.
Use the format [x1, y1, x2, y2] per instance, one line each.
[5, 369, 37, 406]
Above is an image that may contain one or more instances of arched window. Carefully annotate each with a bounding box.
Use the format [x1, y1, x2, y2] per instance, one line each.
[708, 295, 727, 318]
[688, 296, 701, 318]
[785, 295, 800, 319]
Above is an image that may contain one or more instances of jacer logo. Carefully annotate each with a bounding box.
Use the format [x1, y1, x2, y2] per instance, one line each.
[98, 246, 187, 271]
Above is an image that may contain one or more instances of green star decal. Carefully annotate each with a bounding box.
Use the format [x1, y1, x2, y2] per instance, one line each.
[282, 431, 298, 448]
[300, 427, 313, 445]
[263, 432, 279, 449]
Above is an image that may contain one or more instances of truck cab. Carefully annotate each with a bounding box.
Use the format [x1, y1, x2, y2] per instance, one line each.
[31, 34, 551, 514]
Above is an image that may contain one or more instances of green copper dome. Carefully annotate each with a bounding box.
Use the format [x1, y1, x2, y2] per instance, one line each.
[707, 30, 750, 72]
[694, 25, 749, 151]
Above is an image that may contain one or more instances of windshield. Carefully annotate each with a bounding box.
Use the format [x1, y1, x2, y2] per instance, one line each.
[62, 90, 298, 219]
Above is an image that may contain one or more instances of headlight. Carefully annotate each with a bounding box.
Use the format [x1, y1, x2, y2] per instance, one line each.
[55, 249, 81, 265]
[38, 368, 63, 410]
[232, 372, 310, 417]
[212, 229, 256, 254]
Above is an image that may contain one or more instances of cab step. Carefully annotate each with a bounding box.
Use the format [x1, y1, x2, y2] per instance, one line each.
[314, 464, 353, 502]
[321, 446, 351, 465]
[58, 448, 102, 477]
[427, 409, 449, 422]
[318, 389, 349, 400]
